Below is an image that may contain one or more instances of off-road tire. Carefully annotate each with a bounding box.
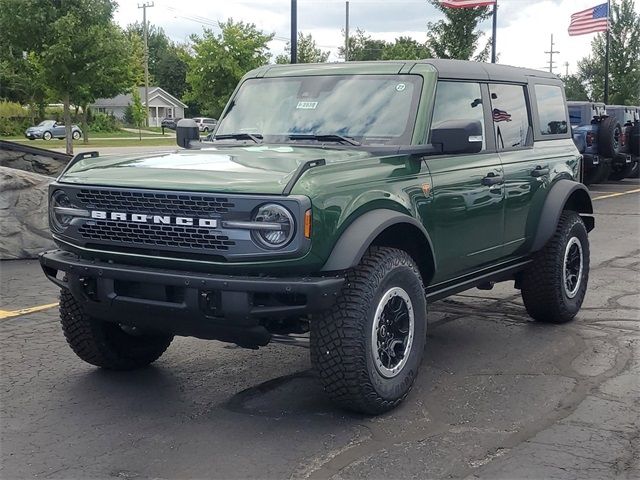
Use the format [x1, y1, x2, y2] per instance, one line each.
[582, 164, 602, 185]
[598, 116, 622, 158]
[630, 124, 640, 157]
[609, 161, 634, 181]
[592, 158, 612, 184]
[59, 289, 173, 370]
[520, 211, 589, 323]
[310, 246, 427, 415]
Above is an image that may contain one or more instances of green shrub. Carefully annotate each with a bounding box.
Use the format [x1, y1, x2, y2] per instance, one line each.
[0, 117, 31, 136]
[0, 101, 27, 119]
[88, 112, 121, 132]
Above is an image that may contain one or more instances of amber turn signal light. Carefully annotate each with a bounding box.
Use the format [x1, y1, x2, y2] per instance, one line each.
[304, 209, 312, 238]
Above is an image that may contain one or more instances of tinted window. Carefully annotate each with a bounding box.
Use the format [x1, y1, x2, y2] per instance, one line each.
[431, 81, 485, 150]
[535, 85, 568, 135]
[489, 84, 531, 150]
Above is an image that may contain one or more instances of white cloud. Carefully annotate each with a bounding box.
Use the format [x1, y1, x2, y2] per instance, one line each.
[114, 0, 639, 71]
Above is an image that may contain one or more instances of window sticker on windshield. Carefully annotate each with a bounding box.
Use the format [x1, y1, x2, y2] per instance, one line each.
[395, 83, 406, 92]
[296, 101, 318, 110]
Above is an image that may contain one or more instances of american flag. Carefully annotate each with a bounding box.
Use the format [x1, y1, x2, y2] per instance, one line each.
[440, 0, 496, 8]
[568, 3, 609, 36]
[492, 108, 512, 123]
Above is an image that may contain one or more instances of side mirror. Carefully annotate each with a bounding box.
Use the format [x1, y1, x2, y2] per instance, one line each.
[431, 120, 483, 154]
[176, 118, 200, 149]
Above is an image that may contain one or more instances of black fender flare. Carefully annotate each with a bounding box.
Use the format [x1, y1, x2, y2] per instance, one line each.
[531, 179, 594, 252]
[320, 208, 436, 272]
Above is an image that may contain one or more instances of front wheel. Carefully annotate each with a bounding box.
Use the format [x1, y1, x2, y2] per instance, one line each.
[59, 289, 173, 370]
[520, 212, 589, 323]
[311, 247, 427, 415]
[42, 131, 52, 140]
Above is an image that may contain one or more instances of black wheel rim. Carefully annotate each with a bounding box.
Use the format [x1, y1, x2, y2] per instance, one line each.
[371, 287, 414, 378]
[563, 237, 583, 298]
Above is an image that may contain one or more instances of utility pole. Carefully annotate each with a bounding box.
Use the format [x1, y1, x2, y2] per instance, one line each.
[291, 0, 297, 63]
[564, 61, 569, 77]
[138, 2, 154, 126]
[604, 0, 611, 104]
[544, 34, 560, 73]
[345, 1, 350, 62]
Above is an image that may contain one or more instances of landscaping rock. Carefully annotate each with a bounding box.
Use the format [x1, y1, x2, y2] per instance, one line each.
[0, 148, 69, 177]
[0, 166, 55, 260]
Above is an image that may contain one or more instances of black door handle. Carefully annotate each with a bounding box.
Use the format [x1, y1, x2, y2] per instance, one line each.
[482, 173, 504, 186]
[531, 166, 549, 177]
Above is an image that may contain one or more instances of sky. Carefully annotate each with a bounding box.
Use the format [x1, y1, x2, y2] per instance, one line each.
[113, 0, 639, 75]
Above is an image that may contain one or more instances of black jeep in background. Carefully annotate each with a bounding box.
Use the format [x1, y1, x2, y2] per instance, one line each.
[568, 101, 620, 185]
[606, 105, 638, 180]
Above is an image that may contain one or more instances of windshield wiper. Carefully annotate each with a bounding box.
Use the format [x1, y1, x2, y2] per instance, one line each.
[213, 133, 263, 144]
[288, 134, 361, 146]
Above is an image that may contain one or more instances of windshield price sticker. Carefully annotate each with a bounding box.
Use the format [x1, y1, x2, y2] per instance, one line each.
[396, 83, 406, 92]
[296, 101, 318, 110]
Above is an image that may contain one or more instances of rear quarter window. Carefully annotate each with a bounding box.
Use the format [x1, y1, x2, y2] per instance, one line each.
[535, 85, 568, 135]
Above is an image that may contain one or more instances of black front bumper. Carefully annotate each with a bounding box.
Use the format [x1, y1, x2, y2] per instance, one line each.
[40, 249, 344, 346]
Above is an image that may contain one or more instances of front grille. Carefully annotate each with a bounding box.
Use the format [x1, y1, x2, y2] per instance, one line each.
[76, 189, 234, 216]
[79, 220, 235, 251]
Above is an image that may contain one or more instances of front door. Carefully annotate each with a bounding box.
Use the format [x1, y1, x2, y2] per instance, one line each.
[423, 81, 505, 283]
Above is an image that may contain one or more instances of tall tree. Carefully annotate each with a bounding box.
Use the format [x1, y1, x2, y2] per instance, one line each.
[576, 0, 640, 105]
[130, 87, 146, 140]
[185, 20, 273, 117]
[562, 74, 590, 102]
[425, 0, 493, 60]
[382, 37, 429, 60]
[339, 28, 388, 61]
[0, 0, 134, 153]
[276, 33, 330, 64]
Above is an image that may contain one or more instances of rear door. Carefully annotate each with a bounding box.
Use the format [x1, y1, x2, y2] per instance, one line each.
[423, 80, 505, 282]
[497, 82, 576, 257]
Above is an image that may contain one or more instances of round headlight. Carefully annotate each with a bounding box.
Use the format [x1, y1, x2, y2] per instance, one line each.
[251, 203, 295, 249]
[49, 190, 74, 233]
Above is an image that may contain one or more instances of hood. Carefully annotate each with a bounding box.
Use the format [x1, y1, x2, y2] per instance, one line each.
[59, 145, 373, 195]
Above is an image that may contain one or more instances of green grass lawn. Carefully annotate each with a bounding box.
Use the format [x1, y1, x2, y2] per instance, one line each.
[2, 132, 175, 147]
[2, 128, 173, 141]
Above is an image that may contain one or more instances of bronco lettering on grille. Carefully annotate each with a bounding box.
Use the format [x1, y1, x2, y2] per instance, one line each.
[89, 211, 218, 227]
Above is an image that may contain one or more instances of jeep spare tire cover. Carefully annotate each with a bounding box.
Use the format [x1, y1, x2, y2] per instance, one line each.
[598, 116, 622, 158]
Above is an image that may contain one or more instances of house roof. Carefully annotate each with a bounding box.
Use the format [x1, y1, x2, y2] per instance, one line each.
[92, 87, 187, 108]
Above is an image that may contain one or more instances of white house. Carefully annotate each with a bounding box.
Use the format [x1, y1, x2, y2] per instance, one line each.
[91, 87, 187, 127]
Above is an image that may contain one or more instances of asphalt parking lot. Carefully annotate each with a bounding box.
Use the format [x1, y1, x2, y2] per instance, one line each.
[1, 178, 638, 480]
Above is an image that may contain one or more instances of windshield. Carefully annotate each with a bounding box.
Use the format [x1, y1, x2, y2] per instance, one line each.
[38, 120, 55, 127]
[216, 75, 423, 145]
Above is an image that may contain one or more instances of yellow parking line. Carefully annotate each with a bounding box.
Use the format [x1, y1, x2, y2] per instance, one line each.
[592, 188, 640, 201]
[0, 302, 59, 320]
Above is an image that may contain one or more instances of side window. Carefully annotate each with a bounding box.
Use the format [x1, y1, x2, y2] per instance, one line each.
[535, 85, 568, 135]
[431, 81, 485, 150]
[489, 84, 532, 150]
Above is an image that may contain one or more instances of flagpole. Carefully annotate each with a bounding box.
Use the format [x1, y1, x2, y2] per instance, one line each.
[604, 0, 610, 103]
[491, 1, 497, 63]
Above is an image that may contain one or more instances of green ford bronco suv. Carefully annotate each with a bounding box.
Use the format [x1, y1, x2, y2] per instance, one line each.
[41, 60, 594, 414]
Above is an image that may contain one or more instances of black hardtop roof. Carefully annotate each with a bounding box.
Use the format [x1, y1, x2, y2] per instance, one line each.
[567, 100, 606, 107]
[422, 59, 560, 82]
[261, 58, 561, 83]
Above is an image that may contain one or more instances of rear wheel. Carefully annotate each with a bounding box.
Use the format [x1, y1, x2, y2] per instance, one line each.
[311, 247, 427, 415]
[72, 130, 81, 140]
[59, 289, 173, 370]
[598, 117, 622, 158]
[520, 212, 589, 323]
